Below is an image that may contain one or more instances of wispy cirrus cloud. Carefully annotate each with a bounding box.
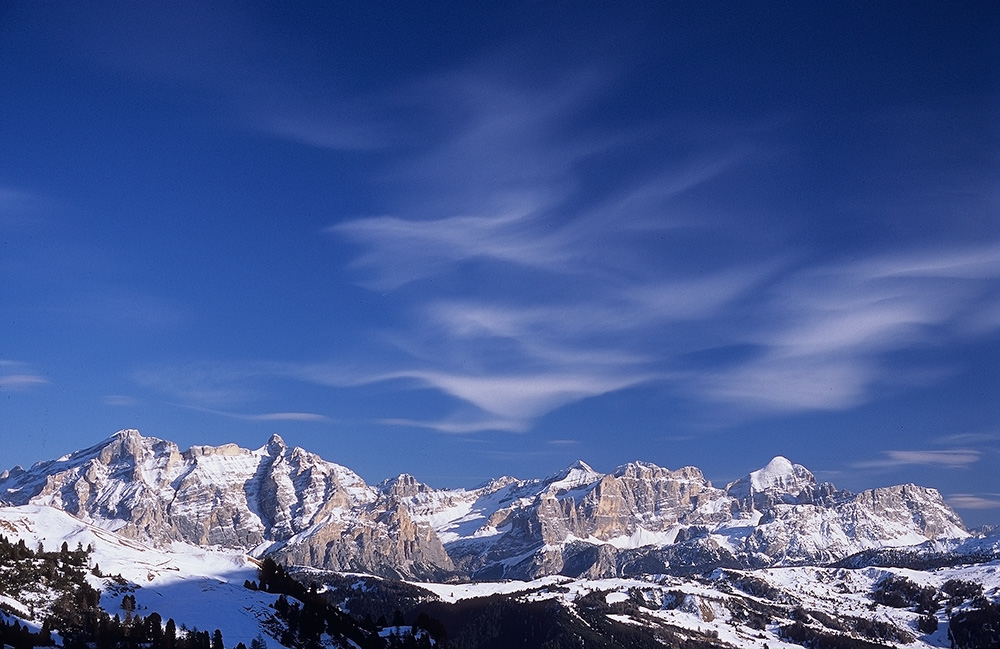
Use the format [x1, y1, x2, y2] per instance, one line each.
[310, 65, 1000, 430]
[378, 417, 527, 435]
[248, 56, 998, 435]
[946, 494, 1000, 510]
[854, 449, 982, 470]
[703, 243, 1000, 412]
[289, 364, 660, 433]
[330, 206, 578, 290]
[934, 432, 999, 446]
[0, 361, 48, 391]
[180, 404, 332, 423]
[427, 268, 770, 343]
[273, 65, 755, 432]
[102, 395, 140, 407]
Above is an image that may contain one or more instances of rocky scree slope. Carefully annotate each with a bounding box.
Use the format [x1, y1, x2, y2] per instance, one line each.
[0, 430, 968, 581]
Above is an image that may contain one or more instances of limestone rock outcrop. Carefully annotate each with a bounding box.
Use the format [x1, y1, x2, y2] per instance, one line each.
[0, 430, 969, 582]
[0, 429, 452, 579]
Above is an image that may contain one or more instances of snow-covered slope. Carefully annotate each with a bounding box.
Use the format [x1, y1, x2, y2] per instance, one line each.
[0, 504, 278, 647]
[408, 558, 1000, 649]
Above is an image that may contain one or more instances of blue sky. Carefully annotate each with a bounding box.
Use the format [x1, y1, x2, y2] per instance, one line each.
[1, 2, 998, 526]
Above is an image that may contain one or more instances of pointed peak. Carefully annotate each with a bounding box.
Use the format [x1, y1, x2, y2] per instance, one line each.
[749, 456, 814, 491]
[546, 460, 603, 492]
[111, 429, 143, 441]
[760, 455, 794, 473]
[265, 433, 287, 455]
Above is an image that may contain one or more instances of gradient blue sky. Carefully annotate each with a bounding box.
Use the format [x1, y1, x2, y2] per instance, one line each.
[2, 2, 998, 526]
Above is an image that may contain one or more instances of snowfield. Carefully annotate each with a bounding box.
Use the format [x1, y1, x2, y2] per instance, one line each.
[411, 560, 1000, 648]
[0, 505, 280, 648]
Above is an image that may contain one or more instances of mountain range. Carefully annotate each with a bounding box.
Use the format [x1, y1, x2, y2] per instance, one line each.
[0, 429, 969, 581]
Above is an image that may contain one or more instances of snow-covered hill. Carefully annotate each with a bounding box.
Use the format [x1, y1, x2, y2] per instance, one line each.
[0, 504, 277, 647]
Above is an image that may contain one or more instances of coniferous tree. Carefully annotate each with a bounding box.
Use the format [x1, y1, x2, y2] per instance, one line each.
[147, 611, 164, 647]
[165, 618, 177, 649]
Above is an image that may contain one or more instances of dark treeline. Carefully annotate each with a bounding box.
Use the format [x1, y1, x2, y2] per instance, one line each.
[252, 558, 432, 649]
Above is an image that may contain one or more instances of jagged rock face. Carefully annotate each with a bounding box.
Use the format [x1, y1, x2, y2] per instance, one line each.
[0, 433, 971, 582]
[0, 429, 451, 579]
[377, 474, 435, 503]
[577, 463, 732, 539]
[272, 500, 456, 581]
[403, 457, 969, 580]
[839, 484, 967, 540]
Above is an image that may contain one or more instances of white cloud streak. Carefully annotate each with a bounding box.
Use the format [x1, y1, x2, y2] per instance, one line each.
[102, 395, 140, 407]
[704, 243, 1000, 411]
[0, 374, 49, 390]
[180, 404, 332, 423]
[378, 417, 528, 435]
[291, 365, 661, 432]
[854, 449, 982, 469]
[947, 494, 1000, 510]
[0, 361, 48, 391]
[331, 207, 579, 290]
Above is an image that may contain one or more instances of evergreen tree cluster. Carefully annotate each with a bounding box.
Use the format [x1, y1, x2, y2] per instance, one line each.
[0, 617, 52, 649]
[253, 558, 432, 649]
[0, 535, 89, 597]
[0, 534, 233, 649]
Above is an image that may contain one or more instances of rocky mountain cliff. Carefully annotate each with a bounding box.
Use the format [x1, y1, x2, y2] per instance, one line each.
[0, 429, 968, 581]
[397, 454, 967, 579]
[0, 429, 453, 579]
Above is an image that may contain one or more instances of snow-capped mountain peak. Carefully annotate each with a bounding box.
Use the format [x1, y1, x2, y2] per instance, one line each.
[545, 460, 603, 493]
[749, 455, 814, 492]
[0, 430, 972, 583]
[263, 432, 287, 454]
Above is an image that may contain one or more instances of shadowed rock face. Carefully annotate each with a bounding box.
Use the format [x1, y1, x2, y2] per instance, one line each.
[272, 499, 456, 580]
[0, 432, 969, 581]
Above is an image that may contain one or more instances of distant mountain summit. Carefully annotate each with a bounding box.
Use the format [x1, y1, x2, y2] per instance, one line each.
[0, 429, 968, 580]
